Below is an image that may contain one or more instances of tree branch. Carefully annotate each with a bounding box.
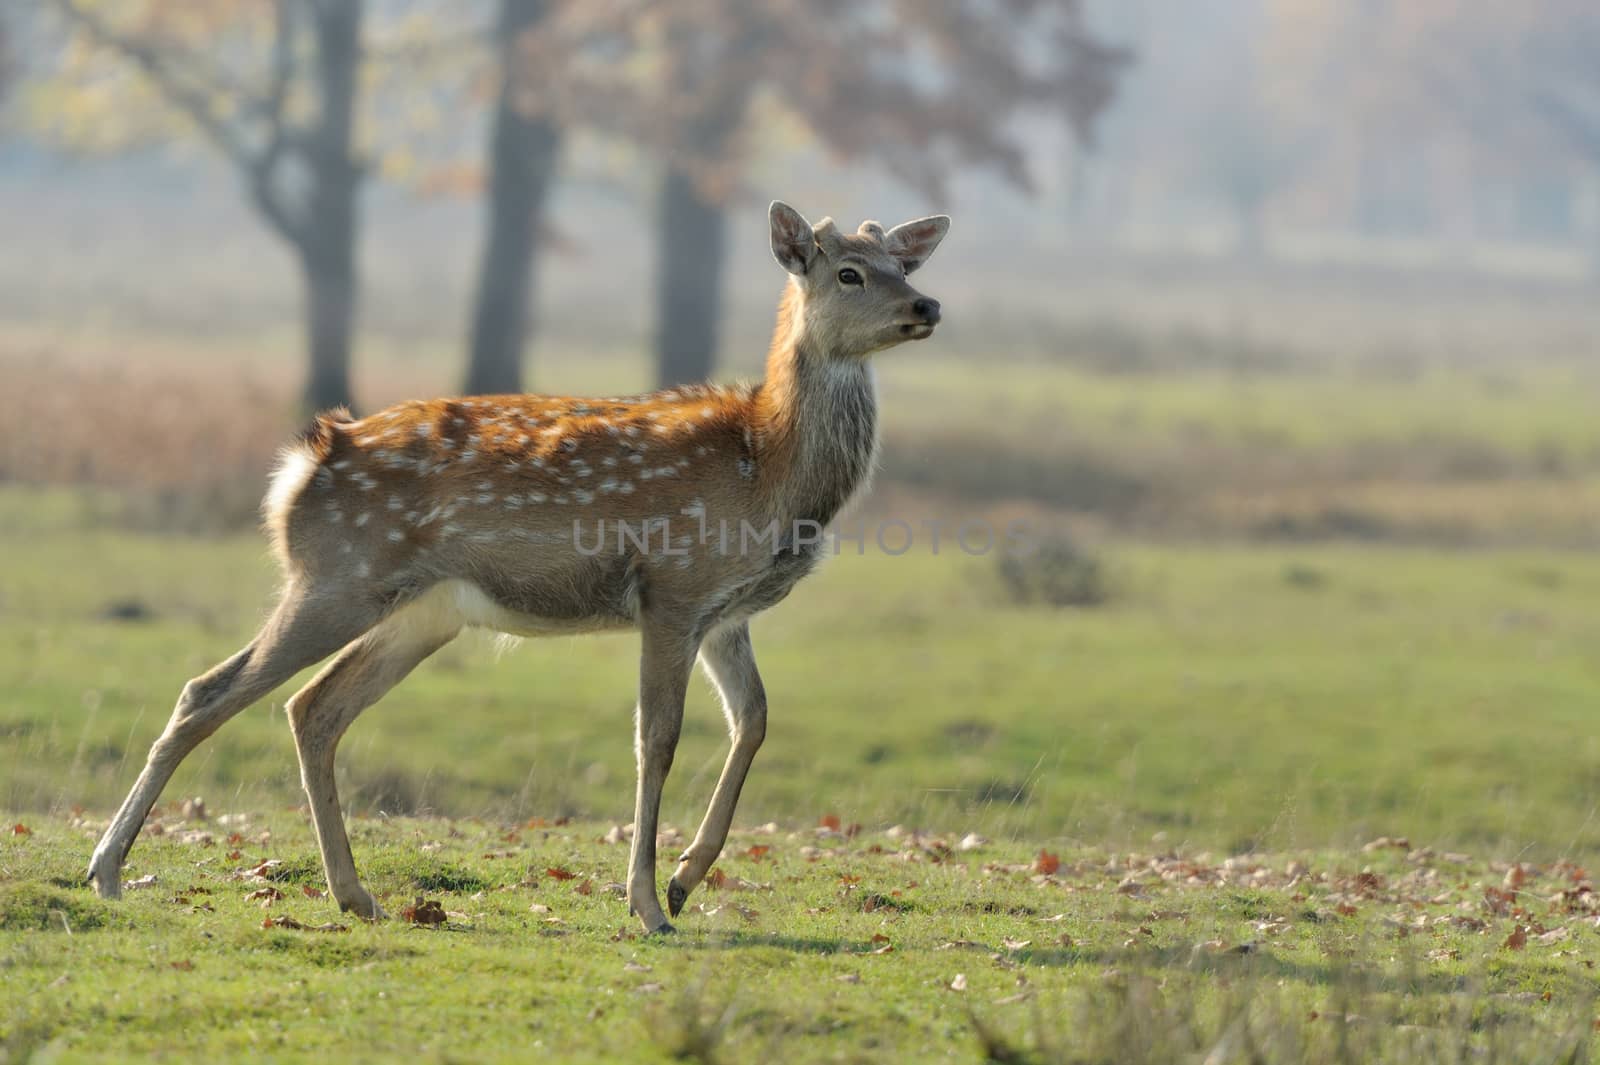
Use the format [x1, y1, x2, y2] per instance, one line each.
[44, 0, 253, 163]
[247, 0, 308, 246]
[44, 0, 312, 246]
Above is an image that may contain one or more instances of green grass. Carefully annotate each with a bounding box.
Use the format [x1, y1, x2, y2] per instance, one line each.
[6, 488, 1600, 858]
[6, 482, 1600, 1061]
[3, 815, 1599, 1063]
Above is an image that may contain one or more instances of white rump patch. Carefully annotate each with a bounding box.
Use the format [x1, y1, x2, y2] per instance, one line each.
[263, 444, 321, 524]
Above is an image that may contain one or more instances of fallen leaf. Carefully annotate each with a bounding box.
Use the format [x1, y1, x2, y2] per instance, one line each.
[247, 887, 284, 906]
[302, 885, 324, 899]
[170, 960, 194, 972]
[705, 868, 729, 891]
[125, 874, 159, 890]
[11, 824, 31, 837]
[1002, 938, 1032, 951]
[1503, 926, 1529, 952]
[623, 961, 653, 973]
[529, 903, 552, 914]
[870, 933, 891, 945]
[1362, 837, 1410, 853]
[950, 973, 968, 992]
[546, 867, 578, 882]
[574, 879, 594, 896]
[636, 982, 664, 995]
[819, 813, 842, 832]
[959, 833, 989, 852]
[745, 845, 770, 861]
[1034, 851, 1061, 876]
[836, 973, 861, 984]
[401, 898, 447, 926]
[262, 915, 349, 933]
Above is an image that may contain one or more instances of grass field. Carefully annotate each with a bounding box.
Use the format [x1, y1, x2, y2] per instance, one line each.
[6, 813, 1600, 1063]
[5, 275, 1600, 1060]
[5, 487, 1600, 857]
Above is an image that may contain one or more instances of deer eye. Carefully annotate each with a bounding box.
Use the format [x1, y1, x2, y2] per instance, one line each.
[837, 267, 862, 285]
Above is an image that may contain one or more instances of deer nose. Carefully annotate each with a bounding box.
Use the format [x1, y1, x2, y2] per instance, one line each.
[912, 297, 941, 324]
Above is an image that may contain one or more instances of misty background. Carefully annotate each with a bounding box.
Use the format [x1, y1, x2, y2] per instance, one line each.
[2, 0, 1599, 550]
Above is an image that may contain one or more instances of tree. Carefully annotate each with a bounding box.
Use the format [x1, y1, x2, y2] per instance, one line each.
[40, 0, 367, 412]
[463, 0, 564, 396]
[537, 0, 1129, 387]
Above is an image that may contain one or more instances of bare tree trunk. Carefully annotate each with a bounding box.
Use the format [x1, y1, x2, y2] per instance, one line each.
[465, 0, 562, 397]
[43, 0, 367, 413]
[654, 168, 729, 388]
[299, 0, 362, 412]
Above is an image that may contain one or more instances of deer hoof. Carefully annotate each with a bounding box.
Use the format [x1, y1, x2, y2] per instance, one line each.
[667, 878, 688, 917]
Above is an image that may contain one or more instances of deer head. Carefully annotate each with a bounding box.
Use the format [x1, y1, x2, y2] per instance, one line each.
[768, 200, 949, 359]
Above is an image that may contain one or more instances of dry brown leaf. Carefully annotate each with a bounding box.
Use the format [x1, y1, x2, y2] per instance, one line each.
[262, 915, 349, 933]
[870, 933, 891, 945]
[11, 824, 31, 837]
[169, 960, 194, 971]
[745, 845, 771, 861]
[401, 899, 447, 926]
[1503, 926, 1529, 951]
[1034, 851, 1061, 876]
[819, 813, 842, 832]
[246, 887, 284, 906]
[1002, 938, 1032, 951]
[302, 885, 324, 899]
[546, 867, 578, 881]
[574, 879, 594, 896]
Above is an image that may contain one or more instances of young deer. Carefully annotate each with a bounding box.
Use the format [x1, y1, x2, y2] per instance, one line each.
[86, 201, 948, 933]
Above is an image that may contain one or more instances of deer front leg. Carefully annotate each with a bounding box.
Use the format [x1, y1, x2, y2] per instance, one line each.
[668, 622, 766, 918]
[628, 619, 697, 934]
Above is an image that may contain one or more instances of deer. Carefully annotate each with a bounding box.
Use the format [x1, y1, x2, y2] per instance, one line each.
[85, 201, 949, 934]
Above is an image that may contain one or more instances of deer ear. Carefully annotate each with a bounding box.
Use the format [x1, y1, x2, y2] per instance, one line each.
[884, 215, 950, 274]
[770, 200, 818, 275]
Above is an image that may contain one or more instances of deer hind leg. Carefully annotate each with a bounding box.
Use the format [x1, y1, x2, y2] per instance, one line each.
[667, 622, 766, 918]
[627, 618, 698, 934]
[88, 582, 383, 898]
[285, 606, 460, 920]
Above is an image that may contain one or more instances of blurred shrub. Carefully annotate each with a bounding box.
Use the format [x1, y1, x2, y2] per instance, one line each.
[995, 533, 1109, 608]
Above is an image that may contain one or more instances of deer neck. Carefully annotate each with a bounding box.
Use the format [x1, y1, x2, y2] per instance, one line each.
[752, 284, 879, 528]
